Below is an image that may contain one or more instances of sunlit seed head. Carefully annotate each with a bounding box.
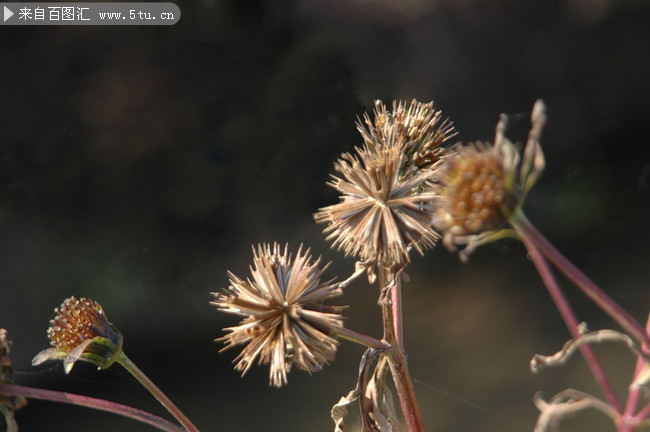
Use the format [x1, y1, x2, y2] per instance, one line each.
[357, 99, 457, 174]
[32, 297, 123, 373]
[315, 143, 440, 268]
[212, 243, 345, 387]
[435, 142, 519, 236]
[433, 100, 547, 260]
[47, 297, 118, 352]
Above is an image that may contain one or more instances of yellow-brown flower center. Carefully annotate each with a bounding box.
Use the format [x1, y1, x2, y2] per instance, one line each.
[444, 149, 517, 234]
[47, 298, 112, 353]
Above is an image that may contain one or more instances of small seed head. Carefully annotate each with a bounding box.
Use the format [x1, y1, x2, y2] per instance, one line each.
[435, 142, 520, 236]
[433, 100, 547, 260]
[32, 297, 123, 373]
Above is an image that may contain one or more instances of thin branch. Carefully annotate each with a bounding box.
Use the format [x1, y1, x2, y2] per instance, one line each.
[512, 210, 648, 347]
[515, 226, 621, 411]
[333, 326, 389, 351]
[0, 383, 185, 432]
[118, 353, 200, 432]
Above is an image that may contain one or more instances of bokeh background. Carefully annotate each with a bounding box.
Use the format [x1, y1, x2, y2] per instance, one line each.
[1, 0, 650, 431]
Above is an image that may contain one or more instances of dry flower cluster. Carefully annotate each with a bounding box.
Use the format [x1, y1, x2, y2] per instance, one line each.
[1, 99, 648, 432]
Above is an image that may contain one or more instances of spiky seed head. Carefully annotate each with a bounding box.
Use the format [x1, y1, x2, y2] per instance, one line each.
[212, 243, 344, 387]
[32, 297, 123, 373]
[315, 140, 440, 269]
[357, 99, 457, 173]
[315, 100, 454, 270]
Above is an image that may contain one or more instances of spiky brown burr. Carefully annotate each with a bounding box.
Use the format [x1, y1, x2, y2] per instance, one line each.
[212, 243, 345, 387]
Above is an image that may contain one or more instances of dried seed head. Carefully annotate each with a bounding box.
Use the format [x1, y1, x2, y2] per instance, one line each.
[32, 297, 123, 373]
[316, 100, 454, 270]
[433, 100, 546, 260]
[435, 142, 520, 236]
[212, 243, 344, 387]
[315, 141, 440, 269]
[358, 99, 457, 173]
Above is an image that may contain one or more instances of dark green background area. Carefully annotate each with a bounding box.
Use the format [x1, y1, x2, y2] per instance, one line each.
[1, 1, 649, 431]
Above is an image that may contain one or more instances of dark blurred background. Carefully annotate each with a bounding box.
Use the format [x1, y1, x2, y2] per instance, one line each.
[1, 0, 649, 431]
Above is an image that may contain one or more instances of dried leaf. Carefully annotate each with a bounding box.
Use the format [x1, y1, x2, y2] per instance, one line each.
[331, 348, 378, 432]
[632, 363, 650, 390]
[331, 388, 361, 432]
[533, 390, 619, 432]
[520, 99, 546, 194]
[364, 357, 406, 432]
[530, 327, 650, 375]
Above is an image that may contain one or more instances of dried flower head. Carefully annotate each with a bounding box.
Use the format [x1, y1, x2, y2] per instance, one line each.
[315, 140, 440, 269]
[358, 99, 456, 173]
[436, 142, 518, 234]
[433, 100, 546, 260]
[315, 100, 453, 271]
[212, 243, 344, 387]
[32, 297, 123, 374]
[1, 329, 27, 417]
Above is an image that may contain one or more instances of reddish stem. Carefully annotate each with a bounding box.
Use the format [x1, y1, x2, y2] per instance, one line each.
[386, 347, 426, 432]
[513, 211, 648, 346]
[619, 357, 646, 431]
[378, 267, 426, 432]
[0, 383, 185, 432]
[515, 227, 622, 412]
[334, 325, 388, 350]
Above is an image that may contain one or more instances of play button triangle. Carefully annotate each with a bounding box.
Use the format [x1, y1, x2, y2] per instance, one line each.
[4, 6, 14, 22]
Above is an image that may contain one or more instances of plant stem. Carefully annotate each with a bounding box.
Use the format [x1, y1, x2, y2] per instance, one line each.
[625, 314, 650, 429]
[515, 229, 622, 412]
[118, 352, 200, 432]
[378, 267, 426, 432]
[619, 357, 646, 432]
[385, 346, 425, 432]
[0, 383, 185, 432]
[333, 326, 389, 351]
[512, 210, 648, 346]
[633, 402, 650, 425]
[392, 274, 404, 348]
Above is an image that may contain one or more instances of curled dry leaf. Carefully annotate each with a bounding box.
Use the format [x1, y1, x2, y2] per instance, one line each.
[533, 390, 619, 432]
[331, 349, 404, 432]
[331, 348, 376, 432]
[364, 357, 406, 432]
[530, 327, 650, 377]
